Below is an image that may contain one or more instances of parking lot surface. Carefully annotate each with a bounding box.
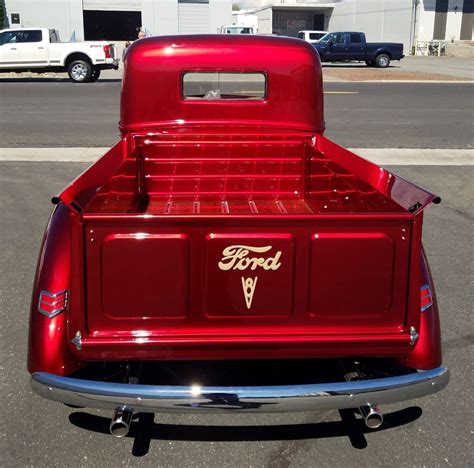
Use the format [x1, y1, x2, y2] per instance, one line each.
[1, 162, 472, 467]
[0, 81, 472, 149]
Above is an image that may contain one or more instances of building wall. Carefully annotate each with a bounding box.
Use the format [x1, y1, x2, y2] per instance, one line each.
[417, 0, 472, 42]
[460, 0, 473, 40]
[255, 7, 272, 35]
[417, 0, 436, 41]
[142, 0, 178, 36]
[4, 0, 232, 40]
[328, 0, 413, 52]
[445, 0, 466, 40]
[143, 0, 231, 35]
[209, 0, 233, 33]
[3, 0, 85, 41]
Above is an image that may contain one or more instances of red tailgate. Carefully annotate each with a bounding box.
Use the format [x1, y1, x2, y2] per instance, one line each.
[84, 218, 411, 350]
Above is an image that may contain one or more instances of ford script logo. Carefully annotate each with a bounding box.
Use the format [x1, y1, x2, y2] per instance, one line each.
[218, 245, 283, 309]
[218, 245, 282, 271]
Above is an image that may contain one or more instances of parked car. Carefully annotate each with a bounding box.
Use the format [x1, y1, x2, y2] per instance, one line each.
[0, 27, 119, 82]
[28, 35, 448, 438]
[314, 31, 404, 67]
[297, 30, 328, 44]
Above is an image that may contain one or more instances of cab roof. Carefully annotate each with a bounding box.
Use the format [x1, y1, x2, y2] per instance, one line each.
[120, 35, 324, 134]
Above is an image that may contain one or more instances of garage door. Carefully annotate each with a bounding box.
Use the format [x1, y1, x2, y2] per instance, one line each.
[178, 3, 209, 34]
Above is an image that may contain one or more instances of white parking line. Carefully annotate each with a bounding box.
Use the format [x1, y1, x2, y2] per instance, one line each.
[0, 147, 472, 165]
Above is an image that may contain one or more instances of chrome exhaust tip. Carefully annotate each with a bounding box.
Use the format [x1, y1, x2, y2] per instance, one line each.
[360, 404, 383, 429]
[110, 406, 133, 437]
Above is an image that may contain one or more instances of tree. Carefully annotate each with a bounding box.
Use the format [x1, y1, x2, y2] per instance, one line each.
[0, 1, 5, 29]
[232, 4, 241, 11]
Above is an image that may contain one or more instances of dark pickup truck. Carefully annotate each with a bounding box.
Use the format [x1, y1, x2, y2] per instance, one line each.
[314, 31, 404, 68]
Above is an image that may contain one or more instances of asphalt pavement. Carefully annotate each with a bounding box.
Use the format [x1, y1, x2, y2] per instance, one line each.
[0, 162, 472, 467]
[0, 81, 473, 149]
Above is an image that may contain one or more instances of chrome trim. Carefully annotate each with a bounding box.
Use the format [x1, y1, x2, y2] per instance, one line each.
[421, 284, 433, 312]
[360, 403, 383, 429]
[30, 367, 449, 414]
[38, 289, 68, 318]
[409, 326, 420, 346]
[110, 406, 133, 437]
[71, 331, 82, 351]
[0, 60, 47, 65]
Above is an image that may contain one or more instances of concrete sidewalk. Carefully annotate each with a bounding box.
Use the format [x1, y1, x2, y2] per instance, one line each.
[323, 56, 473, 82]
[399, 56, 474, 79]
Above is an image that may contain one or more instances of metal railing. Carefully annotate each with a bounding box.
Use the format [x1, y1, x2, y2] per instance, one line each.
[414, 40, 448, 56]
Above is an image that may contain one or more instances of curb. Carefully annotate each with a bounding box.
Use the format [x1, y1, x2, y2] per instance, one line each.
[0, 147, 472, 165]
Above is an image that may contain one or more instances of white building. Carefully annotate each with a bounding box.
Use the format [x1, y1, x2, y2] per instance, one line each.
[238, 0, 473, 52]
[2, 0, 233, 41]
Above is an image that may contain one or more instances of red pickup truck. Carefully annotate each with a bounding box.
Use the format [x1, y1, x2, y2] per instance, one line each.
[28, 35, 448, 437]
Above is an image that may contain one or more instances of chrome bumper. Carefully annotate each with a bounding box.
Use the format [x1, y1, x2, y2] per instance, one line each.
[30, 367, 449, 413]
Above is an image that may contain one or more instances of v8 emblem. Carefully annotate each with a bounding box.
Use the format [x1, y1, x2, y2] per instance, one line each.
[241, 277, 258, 310]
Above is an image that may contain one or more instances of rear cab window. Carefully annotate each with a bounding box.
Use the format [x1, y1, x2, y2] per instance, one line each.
[182, 72, 266, 100]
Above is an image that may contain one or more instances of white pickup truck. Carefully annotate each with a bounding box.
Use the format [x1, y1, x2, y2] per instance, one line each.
[0, 27, 119, 82]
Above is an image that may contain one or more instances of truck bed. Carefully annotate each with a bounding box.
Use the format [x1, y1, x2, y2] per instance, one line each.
[83, 134, 405, 216]
[56, 132, 429, 361]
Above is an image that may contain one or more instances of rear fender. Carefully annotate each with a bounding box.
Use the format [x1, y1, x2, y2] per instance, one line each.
[403, 247, 442, 370]
[375, 48, 392, 58]
[27, 204, 85, 375]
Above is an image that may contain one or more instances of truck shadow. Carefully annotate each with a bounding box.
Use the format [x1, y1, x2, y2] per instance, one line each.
[69, 406, 422, 456]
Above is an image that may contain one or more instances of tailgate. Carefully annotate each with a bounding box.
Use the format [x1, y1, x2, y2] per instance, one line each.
[83, 218, 412, 340]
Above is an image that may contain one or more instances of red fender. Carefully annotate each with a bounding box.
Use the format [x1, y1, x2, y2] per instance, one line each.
[403, 246, 442, 370]
[27, 204, 85, 375]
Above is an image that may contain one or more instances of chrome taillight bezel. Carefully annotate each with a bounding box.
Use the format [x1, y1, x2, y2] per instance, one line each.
[38, 290, 68, 318]
[420, 285, 433, 312]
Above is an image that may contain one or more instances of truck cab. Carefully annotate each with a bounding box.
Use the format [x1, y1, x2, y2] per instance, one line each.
[28, 35, 447, 437]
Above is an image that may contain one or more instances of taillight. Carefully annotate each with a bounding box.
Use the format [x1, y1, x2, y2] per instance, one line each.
[103, 45, 111, 58]
[420, 285, 433, 312]
[38, 290, 68, 318]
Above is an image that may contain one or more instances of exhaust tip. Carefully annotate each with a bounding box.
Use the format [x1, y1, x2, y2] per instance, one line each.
[365, 411, 383, 429]
[110, 420, 130, 437]
[110, 406, 133, 438]
[360, 404, 383, 429]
